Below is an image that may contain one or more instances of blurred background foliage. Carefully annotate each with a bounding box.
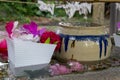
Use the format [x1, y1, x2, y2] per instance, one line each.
[0, 0, 92, 23]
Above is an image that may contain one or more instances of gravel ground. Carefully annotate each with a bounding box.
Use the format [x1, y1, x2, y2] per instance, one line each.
[35, 46, 120, 80]
[42, 67, 120, 80]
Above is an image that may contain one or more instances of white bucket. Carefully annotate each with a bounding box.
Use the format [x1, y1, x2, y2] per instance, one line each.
[6, 38, 56, 76]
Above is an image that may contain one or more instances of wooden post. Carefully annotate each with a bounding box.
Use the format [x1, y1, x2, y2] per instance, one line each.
[110, 3, 116, 35]
[92, 2, 105, 25]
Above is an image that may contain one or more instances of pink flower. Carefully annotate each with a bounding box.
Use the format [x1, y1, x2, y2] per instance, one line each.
[49, 63, 71, 76]
[117, 22, 120, 30]
[23, 21, 38, 37]
[0, 39, 8, 61]
[68, 61, 84, 72]
[5, 21, 14, 38]
[49, 64, 60, 76]
[5, 21, 18, 38]
[22, 21, 46, 37]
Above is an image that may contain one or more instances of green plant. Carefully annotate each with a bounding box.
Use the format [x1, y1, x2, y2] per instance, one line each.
[0, 0, 92, 23]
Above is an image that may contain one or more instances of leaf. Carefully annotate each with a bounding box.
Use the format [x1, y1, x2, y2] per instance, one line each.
[54, 41, 58, 44]
[45, 37, 50, 44]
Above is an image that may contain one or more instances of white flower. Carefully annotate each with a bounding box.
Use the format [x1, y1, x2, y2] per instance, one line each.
[18, 34, 40, 42]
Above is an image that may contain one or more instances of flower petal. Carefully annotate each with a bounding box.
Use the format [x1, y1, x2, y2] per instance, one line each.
[5, 21, 14, 38]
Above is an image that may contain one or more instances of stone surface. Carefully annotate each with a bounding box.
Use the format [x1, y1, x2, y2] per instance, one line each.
[93, 2, 105, 25]
[0, 25, 120, 80]
[43, 67, 120, 80]
[39, 46, 120, 80]
[19, 46, 120, 80]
